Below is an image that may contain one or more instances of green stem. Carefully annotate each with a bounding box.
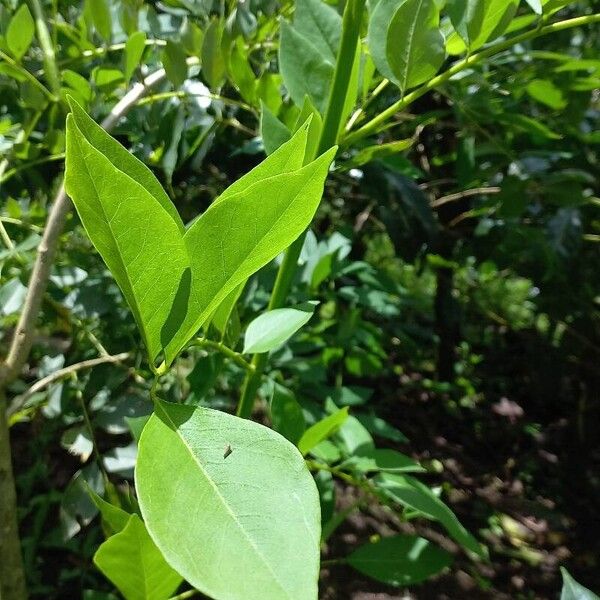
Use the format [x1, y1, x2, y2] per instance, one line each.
[192, 339, 255, 373]
[167, 590, 200, 600]
[0, 154, 65, 185]
[344, 12, 600, 146]
[0, 390, 27, 600]
[236, 0, 366, 419]
[27, 0, 61, 99]
[0, 49, 54, 101]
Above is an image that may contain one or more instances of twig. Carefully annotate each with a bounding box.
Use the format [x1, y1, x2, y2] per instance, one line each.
[0, 220, 15, 251]
[8, 352, 130, 417]
[431, 187, 501, 209]
[191, 338, 255, 373]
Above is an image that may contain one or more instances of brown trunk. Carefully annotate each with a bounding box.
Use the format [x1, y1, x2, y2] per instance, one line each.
[0, 389, 27, 600]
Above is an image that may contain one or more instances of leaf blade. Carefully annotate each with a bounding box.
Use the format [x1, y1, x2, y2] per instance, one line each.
[136, 400, 321, 600]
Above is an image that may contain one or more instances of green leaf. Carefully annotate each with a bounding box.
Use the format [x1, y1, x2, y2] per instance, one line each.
[64, 101, 189, 364]
[66, 99, 182, 229]
[340, 449, 425, 474]
[279, 20, 334, 113]
[162, 40, 188, 88]
[63, 70, 93, 103]
[228, 38, 257, 103]
[88, 489, 131, 536]
[85, 0, 112, 42]
[375, 473, 485, 557]
[65, 100, 335, 368]
[136, 399, 320, 600]
[172, 144, 336, 364]
[347, 535, 453, 586]
[526, 78, 567, 110]
[207, 282, 245, 339]
[94, 515, 182, 600]
[202, 18, 226, 90]
[243, 301, 317, 354]
[124, 31, 146, 82]
[294, 96, 323, 162]
[298, 407, 349, 456]
[560, 567, 600, 600]
[385, 0, 445, 93]
[270, 382, 306, 444]
[346, 138, 414, 169]
[218, 119, 309, 200]
[447, 0, 519, 51]
[294, 0, 342, 64]
[261, 102, 292, 155]
[7, 4, 34, 60]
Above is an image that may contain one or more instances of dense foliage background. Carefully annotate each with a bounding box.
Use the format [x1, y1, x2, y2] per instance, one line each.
[1, 0, 599, 598]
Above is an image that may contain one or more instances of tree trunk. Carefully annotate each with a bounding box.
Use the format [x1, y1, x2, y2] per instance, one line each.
[0, 389, 27, 600]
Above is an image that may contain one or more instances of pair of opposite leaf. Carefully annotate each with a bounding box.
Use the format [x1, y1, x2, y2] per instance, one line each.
[64, 98, 336, 369]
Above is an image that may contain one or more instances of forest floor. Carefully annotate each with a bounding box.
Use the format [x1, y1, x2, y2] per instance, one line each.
[320, 364, 600, 599]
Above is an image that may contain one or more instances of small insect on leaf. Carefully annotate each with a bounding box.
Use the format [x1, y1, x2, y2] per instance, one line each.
[223, 444, 233, 459]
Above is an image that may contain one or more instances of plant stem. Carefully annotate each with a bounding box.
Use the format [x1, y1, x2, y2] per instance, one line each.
[236, 0, 366, 419]
[191, 339, 255, 373]
[27, 0, 61, 100]
[8, 352, 131, 419]
[0, 390, 27, 600]
[0, 49, 54, 101]
[344, 12, 600, 146]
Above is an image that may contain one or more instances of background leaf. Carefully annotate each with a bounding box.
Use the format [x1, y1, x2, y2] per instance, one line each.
[6, 4, 34, 60]
[243, 302, 317, 354]
[347, 535, 453, 586]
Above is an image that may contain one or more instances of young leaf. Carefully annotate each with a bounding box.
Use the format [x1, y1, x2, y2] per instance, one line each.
[298, 407, 349, 456]
[215, 116, 309, 203]
[64, 104, 190, 364]
[279, 20, 335, 113]
[446, 0, 519, 51]
[294, 96, 323, 162]
[7, 4, 35, 61]
[560, 567, 600, 600]
[243, 301, 317, 354]
[347, 535, 453, 586]
[270, 382, 306, 444]
[168, 145, 336, 364]
[88, 488, 131, 536]
[261, 102, 292, 155]
[375, 473, 485, 557]
[94, 514, 182, 600]
[136, 399, 321, 600]
[66, 99, 183, 229]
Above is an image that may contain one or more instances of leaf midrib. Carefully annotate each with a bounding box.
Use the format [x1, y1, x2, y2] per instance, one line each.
[156, 403, 295, 600]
